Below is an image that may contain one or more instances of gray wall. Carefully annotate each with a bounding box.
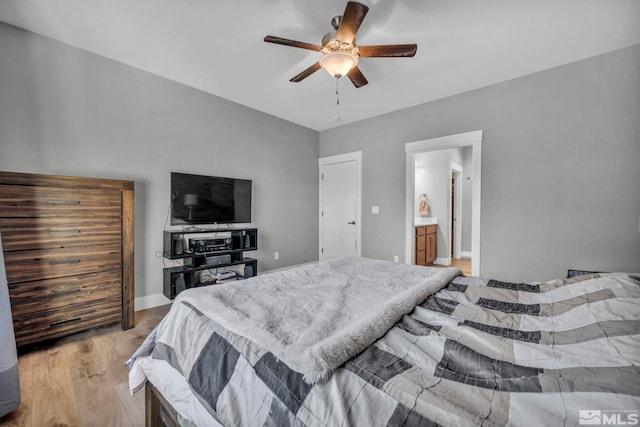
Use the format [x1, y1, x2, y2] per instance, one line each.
[0, 23, 320, 301]
[320, 44, 640, 282]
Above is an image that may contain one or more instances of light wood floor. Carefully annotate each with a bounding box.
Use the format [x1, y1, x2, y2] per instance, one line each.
[434, 257, 472, 276]
[0, 304, 171, 427]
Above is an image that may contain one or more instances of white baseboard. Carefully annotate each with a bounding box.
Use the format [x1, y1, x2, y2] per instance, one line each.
[460, 251, 472, 259]
[433, 257, 450, 266]
[135, 293, 171, 311]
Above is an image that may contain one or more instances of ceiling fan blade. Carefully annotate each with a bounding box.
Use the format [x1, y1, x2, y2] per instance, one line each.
[358, 44, 418, 58]
[336, 1, 369, 45]
[264, 35, 322, 51]
[347, 66, 368, 88]
[290, 62, 322, 82]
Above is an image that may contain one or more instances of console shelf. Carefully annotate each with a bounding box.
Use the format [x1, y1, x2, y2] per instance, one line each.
[162, 228, 257, 299]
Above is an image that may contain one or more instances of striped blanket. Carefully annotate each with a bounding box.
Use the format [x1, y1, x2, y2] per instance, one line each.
[128, 269, 640, 426]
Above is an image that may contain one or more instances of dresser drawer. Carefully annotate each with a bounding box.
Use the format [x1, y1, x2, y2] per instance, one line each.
[12, 296, 122, 347]
[0, 217, 121, 251]
[0, 185, 121, 217]
[3, 242, 121, 284]
[426, 224, 437, 235]
[8, 270, 121, 317]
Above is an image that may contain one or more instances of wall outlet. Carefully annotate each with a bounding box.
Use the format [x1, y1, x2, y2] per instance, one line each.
[274, 251, 279, 260]
[371, 206, 380, 214]
[393, 255, 399, 263]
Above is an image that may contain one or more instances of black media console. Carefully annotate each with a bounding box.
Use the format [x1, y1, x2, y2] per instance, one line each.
[162, 228, 257, 299]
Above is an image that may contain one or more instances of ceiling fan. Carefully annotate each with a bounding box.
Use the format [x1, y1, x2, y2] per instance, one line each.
[264, 1, 417, 94]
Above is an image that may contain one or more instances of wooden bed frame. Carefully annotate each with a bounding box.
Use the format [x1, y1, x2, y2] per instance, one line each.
[145, 382, 181, 427]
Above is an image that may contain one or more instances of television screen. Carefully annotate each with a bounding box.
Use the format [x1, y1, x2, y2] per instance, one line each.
[171, 172, 252, 225]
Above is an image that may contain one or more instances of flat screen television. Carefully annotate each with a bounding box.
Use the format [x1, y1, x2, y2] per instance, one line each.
[170, 172, 252, 225]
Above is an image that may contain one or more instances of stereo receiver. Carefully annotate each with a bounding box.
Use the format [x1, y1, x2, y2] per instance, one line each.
[189, 237, 233, 253]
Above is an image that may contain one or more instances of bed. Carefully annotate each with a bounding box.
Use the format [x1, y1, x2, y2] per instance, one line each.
[127, 257, 640, 426]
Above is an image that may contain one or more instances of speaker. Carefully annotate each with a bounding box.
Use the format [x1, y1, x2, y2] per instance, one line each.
[173, 237, 184, 256]
[173, 273, 186, 295]
[206, 254, 231, 266]
[244, 265, 254, 278]
[244, 234, 251, 248]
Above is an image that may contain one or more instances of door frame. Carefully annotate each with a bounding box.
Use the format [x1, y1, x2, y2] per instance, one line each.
[318, 151, 362, 260]
[450, 162, 463, 261]
[405, 131, 482, 276]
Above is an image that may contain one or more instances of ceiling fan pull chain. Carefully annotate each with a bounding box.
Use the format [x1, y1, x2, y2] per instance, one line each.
[336, 76, 340, 105]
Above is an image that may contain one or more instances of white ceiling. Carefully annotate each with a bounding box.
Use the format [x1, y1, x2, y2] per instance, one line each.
[1, 0, 639, 131]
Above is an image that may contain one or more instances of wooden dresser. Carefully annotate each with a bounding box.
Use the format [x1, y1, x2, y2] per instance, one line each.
[0, 171, 134, 347]
[415, 224, 437, 266]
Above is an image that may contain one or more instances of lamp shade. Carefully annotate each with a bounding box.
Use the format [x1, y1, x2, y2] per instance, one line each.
[319, 51, 358, 78]
[184, 194, 198, 207]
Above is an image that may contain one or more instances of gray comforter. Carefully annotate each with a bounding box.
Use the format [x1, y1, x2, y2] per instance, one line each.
[129, 261, 640, 426]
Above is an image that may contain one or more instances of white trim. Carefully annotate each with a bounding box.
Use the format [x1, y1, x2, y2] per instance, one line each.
[433, 257, 450, 266]
[460, 251, 473, 259]
[135, 293, 171, 311]
[318, 151, 362, 260]
[405, 130, 483, 153]
[405, 130, 482, 276]
[450, 162, 463, 260]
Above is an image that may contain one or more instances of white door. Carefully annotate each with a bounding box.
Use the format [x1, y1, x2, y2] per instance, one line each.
[319, 153, 361, 261]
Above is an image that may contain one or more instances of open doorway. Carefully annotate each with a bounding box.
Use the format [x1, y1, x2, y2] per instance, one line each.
[405, 131, 482, 276]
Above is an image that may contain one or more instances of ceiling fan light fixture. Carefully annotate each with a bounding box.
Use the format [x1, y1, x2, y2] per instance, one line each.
[319, 51, 358, 78]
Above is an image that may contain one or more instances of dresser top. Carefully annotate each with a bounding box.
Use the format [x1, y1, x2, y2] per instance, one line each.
[0, 171, 133, 190]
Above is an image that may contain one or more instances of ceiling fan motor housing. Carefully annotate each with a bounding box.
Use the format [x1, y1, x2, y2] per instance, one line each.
[323, 15, 357, 52]
[331, 15, 342, 31]
[322, 32, 358, 53]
